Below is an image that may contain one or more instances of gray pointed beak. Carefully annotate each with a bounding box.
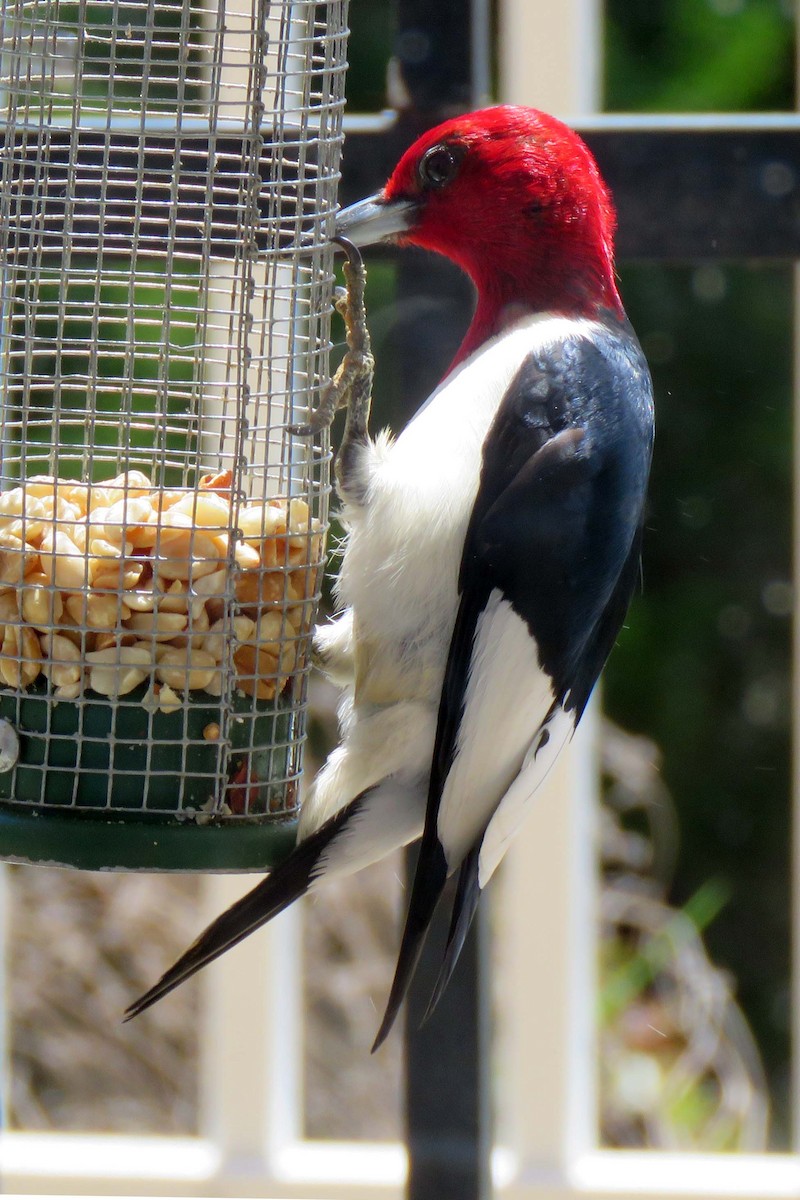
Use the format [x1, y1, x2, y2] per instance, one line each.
[334, 192, 419, 247]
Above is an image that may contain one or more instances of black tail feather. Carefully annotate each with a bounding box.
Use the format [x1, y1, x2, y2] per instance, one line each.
[422, 845, 482, 1027]
[371, 838, 448, 1052]
[124, 802, 357, 1021]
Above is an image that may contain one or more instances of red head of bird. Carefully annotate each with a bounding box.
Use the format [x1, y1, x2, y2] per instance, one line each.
[337, 105, 623, 364]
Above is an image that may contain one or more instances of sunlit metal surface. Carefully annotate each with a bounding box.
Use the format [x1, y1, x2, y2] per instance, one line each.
[0, 0, 347, 854]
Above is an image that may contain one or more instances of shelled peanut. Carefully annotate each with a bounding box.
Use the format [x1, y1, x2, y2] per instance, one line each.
[0, 471, 322, 706]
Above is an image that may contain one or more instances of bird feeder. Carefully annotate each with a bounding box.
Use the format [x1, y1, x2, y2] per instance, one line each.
[0, 0, 348, 869]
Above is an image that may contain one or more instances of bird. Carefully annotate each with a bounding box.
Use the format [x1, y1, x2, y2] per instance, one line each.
[125, 105, 654, 1049]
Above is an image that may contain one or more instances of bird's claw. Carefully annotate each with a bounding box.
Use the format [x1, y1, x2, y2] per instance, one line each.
[288, 237, 374, 458]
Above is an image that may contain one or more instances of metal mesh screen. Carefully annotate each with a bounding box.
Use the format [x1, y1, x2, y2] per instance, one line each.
[0, 0, 346, 827]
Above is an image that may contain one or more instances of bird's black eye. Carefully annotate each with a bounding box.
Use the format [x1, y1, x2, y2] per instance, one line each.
[418, 144, 461, 190]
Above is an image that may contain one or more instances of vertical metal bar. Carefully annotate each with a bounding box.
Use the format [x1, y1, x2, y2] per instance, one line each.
[393, 0, 475, 114]
[201, 875, 302, 1179]
[498, 0, 602, 114]
[494, 713, 600, 1174]
[491, 0, 603, 1187]
[469, 0, 492, 110]
[389, 1, 492, 1196]
[396, 252, 489, 1200]
[405, 883, 491, 1200]
[793, 281, 800, 1154]
[0, 864, 7, 1135]
[791, 0, 800, 1154]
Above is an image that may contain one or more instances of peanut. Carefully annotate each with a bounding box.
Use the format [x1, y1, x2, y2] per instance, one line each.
[94, 630, 137, 653]
[173, 490, 231, 528]
[0, 530, 37, 587]
[127, 611, 188, 642]
[22, 583, 64, 630]
[37, 529, 85, 591]
[192, 566, 228, 600]
[158, 684, 182, 714]
[154, 527, 224, 579]
[89, 535, 133, 560]
[157, 580, 190, 614]
[121, 592, 156, 615]
[0, 624, 42, 688]
[23, 476, 58, 499]
[65, 592, 123, 632]
[233, 643, 278, 701]
[0, 472, 320, 703]
[0, 488, 28, 518]
[0, 592, 20, 626]
[236, 502, 286, 541]
[187, 604, 211, 649]
[235, 569, 285, 609]
[156, 646, 217, 693]
[198, 469, 233, 494]
[85, 645, 151, 698]
[93, 560, 144, 592]
[202, 615, 256, 664]
[233, 539, 261, 570]
[40, 633, 81, 688]
[58, 482, 90, 512]
[85, 646, 152, 667]
[204, 671, 223, 697]
[2, 514, 46, 545]
[102, 495, 157, 549]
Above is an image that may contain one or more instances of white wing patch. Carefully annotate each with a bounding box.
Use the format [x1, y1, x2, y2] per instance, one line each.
[477, 703, 574, 888]
[436, 590, 558, 868]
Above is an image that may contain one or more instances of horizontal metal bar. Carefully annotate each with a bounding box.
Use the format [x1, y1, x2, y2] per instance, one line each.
[578, 111, 800, 132]
[339, 123, 800, 260]
[342, 108, 800, 134]
[3, 125, 800, 260]
[342, 109, 398, 135]
[0, 115, 315, 135]
[6, 109, 795, 139]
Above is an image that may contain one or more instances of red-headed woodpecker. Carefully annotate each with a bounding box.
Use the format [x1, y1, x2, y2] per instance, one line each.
[126, 106, 654, 1048]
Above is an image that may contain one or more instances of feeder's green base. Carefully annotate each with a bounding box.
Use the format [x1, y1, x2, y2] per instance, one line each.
[0, 687, 294, 812]
[0, 804, 298, 871]
[0, 684, 303, 871]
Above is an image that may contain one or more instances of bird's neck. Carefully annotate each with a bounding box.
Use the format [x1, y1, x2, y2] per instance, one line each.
[450, 247, 624, 369]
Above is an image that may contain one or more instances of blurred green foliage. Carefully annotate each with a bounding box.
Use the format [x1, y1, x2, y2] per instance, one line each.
[611, 265, 793, 1084]
[344, 0, 394, 112]
[600, 878, 733, 1028]
[602, 0, 796, 1143]
[605, 0, 795, 112]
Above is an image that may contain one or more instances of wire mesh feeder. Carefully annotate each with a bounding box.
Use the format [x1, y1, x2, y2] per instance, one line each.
[0, 0, 348, 869]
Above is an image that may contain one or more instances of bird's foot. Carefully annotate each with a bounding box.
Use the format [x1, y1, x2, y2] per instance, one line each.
[288, 237, 374, 448]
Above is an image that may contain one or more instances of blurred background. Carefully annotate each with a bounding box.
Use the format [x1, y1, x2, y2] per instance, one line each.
[3, 0, 797, 1170]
